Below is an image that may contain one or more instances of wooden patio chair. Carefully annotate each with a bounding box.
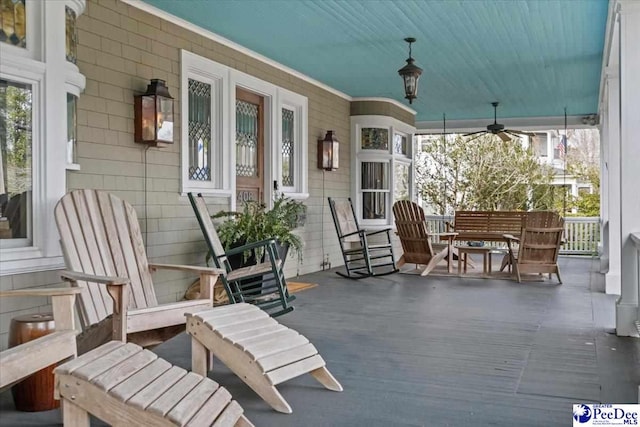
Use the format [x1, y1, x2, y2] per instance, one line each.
[55, 189, 224, 354]
[525, 210, 564, 228]
[503, 218, 565, 284]
[392, 200, 457, 276]
[0, 288, 80, 393]
[499, 211, 564, 272]
[327, 197, 398, 279]
[188, 193, 295, 317]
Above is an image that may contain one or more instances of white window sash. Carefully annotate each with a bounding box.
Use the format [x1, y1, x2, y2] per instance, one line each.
[180, 50, 230, 196]
[277, 87, 308, 198]
[352, 115, 416, 227]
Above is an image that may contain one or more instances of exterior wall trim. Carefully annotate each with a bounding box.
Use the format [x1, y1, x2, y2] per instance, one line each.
[351, 97, 416, 115]
[417, 115, 591, 133]
[121, 0, 351, 102]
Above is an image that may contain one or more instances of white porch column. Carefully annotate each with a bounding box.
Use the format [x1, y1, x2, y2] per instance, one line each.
[599, 97, 609, 274]
[616, 0, 640, 337]
[605, 64, 621, 295]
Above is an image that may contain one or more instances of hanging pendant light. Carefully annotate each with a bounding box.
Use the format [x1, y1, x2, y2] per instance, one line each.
[398, 37, 423, 104]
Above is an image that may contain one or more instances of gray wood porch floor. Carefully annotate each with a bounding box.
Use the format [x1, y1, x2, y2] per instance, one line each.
[1, 256, 638, 426]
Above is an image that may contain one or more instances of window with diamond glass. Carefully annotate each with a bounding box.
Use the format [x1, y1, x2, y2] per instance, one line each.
[236, 100, 258, 178]
[0, 0, 26, 48]
[188, 79, 212, 181]
[65, 6, 77, 63]
[361, 127, 388, 150]
[282, 108, 294, 187]
[393, 133, 407, 155]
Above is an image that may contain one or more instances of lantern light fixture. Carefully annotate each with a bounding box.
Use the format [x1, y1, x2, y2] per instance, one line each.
[398, 37, 423, 105]
[318, 131, 339, 171]
[134, 79, 174, 146]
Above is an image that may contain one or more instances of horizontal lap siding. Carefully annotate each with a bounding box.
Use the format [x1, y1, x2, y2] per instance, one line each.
[0, 0, 351, 350]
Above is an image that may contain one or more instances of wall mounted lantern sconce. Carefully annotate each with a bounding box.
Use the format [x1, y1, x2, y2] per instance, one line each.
[318, 130, 339, 171]
[398, 37, 423, 104]
[134, 79, 174, 146]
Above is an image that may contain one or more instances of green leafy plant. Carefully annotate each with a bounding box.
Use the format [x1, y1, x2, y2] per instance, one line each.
[212, 194, 306, 264]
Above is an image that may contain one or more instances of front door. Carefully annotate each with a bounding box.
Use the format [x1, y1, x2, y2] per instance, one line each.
[235, 88, 264, 204]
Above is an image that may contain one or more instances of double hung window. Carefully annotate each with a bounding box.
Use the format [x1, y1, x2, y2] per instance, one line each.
[351, 116, 415, 227]
[0, 0, 86, 274]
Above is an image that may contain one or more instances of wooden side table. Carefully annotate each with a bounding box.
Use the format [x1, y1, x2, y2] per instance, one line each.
[456, 245, 491, 275]
[9, 313, 59, 412]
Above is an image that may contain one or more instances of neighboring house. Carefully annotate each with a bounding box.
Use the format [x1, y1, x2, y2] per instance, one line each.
[528, 131, 594, 212]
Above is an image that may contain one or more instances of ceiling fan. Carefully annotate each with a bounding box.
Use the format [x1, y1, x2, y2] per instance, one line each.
[463, 102, 536, 142]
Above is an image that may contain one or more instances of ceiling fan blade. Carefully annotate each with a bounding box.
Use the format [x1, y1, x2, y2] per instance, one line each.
[465, 133, 486, 143]
[505, 129, 536, 137]
[497, 131, 512, 142]
[462, 130, 486, 137]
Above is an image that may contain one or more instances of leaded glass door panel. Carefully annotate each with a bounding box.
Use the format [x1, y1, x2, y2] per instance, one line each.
[235, 88, 264, 204]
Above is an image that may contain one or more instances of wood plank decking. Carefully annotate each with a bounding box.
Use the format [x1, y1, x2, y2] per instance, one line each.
[0, 257, 638, 426]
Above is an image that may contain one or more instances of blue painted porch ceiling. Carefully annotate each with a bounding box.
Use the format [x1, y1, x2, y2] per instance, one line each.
[143, 0, 608, 123]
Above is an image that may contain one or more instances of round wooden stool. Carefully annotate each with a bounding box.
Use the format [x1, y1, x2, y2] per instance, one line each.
[9, 312, 59, 412]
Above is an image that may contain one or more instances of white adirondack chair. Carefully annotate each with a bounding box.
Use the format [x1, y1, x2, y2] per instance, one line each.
[55, 189, 223, 354]
[0, 288, 80, 392]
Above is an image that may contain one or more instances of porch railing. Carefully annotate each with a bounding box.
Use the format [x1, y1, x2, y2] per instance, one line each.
[631, 232, 640, 336]
[424, 215, 600, 255]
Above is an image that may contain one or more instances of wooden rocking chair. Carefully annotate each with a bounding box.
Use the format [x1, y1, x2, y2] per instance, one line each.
[55, 189, 224, 354]
[188, 193, 295, 317]
[328, 197, 398, 279]
[392, 200, 457, 276]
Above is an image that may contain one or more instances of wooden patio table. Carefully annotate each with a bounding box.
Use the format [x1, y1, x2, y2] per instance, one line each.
[443, 211, 528, 273]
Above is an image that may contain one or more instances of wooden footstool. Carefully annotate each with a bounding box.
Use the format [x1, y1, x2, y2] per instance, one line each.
[54, 341, 253, 427]
[186, 303, 343, 414]
[456, 245, 491, 274]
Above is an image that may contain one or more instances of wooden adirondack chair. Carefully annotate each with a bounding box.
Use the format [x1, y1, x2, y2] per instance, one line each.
[392, 200, 456, 276]
[499, 211, 564, 272]
[503, 218, 565, 284]
[525, 211, 564, 228]
[0, 288, 80, 393]
[188, 193, 295, 317]
[55, 189, 224, 354]
[328, 197, 398, 279]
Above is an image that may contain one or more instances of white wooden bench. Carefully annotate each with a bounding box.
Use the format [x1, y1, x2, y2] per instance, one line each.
[186, 303, 343, 414]
[54, 341, 253, 427]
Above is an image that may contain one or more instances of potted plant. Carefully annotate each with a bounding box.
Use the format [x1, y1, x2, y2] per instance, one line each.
[211, 193, 306, 268]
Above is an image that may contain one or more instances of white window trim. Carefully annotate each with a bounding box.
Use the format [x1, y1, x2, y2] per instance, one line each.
[277, 88, 308, 199]
[180, 50, 230, 195]
[351, 115, 416, 227]
[180, 50, 309, 208]
[0, 0, 86, 276]
[0, 0, 42, 62]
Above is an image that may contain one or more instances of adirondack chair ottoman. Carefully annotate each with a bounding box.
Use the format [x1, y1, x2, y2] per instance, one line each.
[186, 303, 343, 414]
[54, 341, 254, 427]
